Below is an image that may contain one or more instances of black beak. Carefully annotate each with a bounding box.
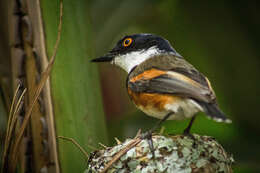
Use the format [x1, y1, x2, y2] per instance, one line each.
[91, 53, 115, 63]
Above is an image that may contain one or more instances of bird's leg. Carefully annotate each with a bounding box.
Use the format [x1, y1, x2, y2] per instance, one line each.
[141, 131, 155, 158]
[141, 112, 173, 158]
[183, 116, 196, 137]
[151, 112, 173, 132]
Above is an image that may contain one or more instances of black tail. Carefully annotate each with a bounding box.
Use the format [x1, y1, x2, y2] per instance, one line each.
[198, 101, 232, 123]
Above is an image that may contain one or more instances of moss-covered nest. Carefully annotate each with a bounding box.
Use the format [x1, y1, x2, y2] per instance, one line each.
[87, 134, 234, 173]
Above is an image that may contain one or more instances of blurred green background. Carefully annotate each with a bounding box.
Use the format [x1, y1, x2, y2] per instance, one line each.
[1, 0, 259, 172]
[91, 0, 260, 173]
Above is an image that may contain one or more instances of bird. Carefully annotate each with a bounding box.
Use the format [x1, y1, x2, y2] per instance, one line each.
[91, 33, 231, 138]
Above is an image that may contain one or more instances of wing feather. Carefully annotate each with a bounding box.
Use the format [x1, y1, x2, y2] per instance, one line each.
[128, 73, 214, 103]
[127, 54, 216, 103]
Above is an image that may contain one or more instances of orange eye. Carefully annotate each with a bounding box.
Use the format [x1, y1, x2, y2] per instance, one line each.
[123, 38, 133, 47]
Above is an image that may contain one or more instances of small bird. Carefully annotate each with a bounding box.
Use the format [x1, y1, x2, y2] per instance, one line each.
[92, 33, 231, 136]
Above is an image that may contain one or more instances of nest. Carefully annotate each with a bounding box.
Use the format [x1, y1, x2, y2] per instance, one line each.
[87, 134, 234, 173]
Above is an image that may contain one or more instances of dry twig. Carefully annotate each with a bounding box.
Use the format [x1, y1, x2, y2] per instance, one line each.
[9, 0, 63, 170]
[1, 86, 26, 171]
[101, 137, 142, 173]
[58, 136, 89, 160]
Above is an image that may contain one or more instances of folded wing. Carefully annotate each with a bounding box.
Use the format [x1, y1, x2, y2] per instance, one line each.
[128, 68, 215, 104]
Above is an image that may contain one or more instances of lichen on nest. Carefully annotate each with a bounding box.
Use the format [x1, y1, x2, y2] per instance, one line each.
[87, 134, 234, 173]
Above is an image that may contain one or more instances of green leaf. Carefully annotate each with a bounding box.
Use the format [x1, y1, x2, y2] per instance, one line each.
[41, 0, 108, 172]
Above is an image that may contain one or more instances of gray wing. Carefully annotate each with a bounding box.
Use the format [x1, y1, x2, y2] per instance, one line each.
[129, 54, 209, 87]
[128, 54, 216, 103]
[128, 73, 214, 103]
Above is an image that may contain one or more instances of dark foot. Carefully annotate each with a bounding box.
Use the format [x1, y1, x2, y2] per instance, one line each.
[141, 130, 155, 158]
[140, 112, 173, 158]
[183, 116, 196, 136]
[183, 126, 191, 135]
[182, 129, 197, 143]
[183, 129, 194, 138]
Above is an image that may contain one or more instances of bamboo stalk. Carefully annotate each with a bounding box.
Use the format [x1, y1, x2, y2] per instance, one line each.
[8, 1, 63, 172]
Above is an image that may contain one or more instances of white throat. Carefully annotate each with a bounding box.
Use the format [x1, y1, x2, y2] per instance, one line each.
[112, 46, 160, 73]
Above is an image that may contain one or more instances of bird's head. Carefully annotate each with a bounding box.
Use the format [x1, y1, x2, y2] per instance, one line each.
[91, 33, 181, 73]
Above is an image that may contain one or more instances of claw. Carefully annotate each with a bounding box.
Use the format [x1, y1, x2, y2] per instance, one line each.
[141, 131, 155, 159]
[183, 131, 194, 138]
[147, 138, 155, 158]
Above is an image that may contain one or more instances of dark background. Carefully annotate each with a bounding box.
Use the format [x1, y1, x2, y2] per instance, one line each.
[91, 1, 260, 172]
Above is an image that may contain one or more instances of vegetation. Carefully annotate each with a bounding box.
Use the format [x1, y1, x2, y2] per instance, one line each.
[0, 0, 259, 173]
